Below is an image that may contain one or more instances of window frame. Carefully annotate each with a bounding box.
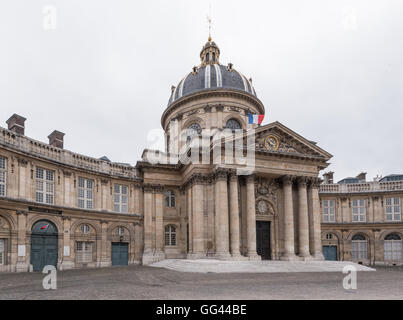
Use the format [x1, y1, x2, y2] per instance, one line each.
[0, 157, 6, 197]
[35, 167, 54, 205]
[164, 225, 177, 246]
[352, 199, 366, 222]
[113, 184, 128, 213]
[384, 234, 402, 261]
[78, 177, 94, 209]
[76, 241, 93, 263]
[165, 190, 176, 208]
[322, 200, 335, 222]
[351, 235, 368, 260]
[385, 197, 401, 221]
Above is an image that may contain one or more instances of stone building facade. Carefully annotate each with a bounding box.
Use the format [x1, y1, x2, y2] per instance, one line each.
[0, 38, 399, 272]
[319, 172, 403, 266]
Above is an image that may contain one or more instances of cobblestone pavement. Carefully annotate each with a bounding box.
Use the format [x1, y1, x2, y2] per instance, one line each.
[149, 259, 375, 273]
[0, 265, 402, 300]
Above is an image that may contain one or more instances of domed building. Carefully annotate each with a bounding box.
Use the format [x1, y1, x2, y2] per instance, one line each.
[140, 37, 333, 264]
[13, 36, 403, 273]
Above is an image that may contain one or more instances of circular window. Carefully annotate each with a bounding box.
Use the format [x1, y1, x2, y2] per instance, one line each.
[226, 118, 241, 130]
[81, 224, 90, 234]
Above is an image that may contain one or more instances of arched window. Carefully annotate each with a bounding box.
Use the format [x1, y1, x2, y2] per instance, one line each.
[225, 118, 242, 130]
[186, 123, 201, 143]
[165, 225, 177, 246]
[81, 224, 90, 234]
[116, 227, 125, 236]
[352, 234, 367, 260]
[384, 233, 402, 261]
[165, 190, 176, 208]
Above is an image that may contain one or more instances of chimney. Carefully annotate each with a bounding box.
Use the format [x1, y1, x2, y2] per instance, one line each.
[323, 171, 334, 184]
[356, 172, 367, 182]
[48, 130, 65, 149]
[6, 114, 26, 135]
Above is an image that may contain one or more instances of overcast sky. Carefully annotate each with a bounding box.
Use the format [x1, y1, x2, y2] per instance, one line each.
[1, 0, 402, 182]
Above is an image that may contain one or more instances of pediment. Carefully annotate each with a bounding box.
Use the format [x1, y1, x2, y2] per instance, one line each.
[254, 121, 332, 160]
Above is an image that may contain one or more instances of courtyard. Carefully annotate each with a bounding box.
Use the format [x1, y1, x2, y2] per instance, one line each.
[0, 263, 402, 300]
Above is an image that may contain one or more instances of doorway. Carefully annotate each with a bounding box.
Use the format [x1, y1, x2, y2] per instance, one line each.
[256, 221, 271, 260]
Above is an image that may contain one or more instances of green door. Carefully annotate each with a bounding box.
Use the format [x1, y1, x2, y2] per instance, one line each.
[30, 220, 58, 272]
[323, 245, 337, 261]
[111, 242, 128, 266]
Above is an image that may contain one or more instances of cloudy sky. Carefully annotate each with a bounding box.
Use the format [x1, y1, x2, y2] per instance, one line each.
[1, 0, 402, 182]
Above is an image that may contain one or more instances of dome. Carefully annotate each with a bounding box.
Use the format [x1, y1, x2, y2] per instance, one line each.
[167, 38, 257, 106]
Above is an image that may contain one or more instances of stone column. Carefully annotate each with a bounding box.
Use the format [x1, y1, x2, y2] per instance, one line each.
[134, 222, 142, 264]
[187, 187, 193, 254]
[142, 185, 154, 264]
[190, 175, 205, 258]
[298, 178, 311, 259]
[310, 179, 324, 260]
[214, 169, 231, 259]
[229, 172, 241, 258]
[16, 211, 29, 272]
[246, 175, 260, 260]
[60, 216, 74, 270]
[100, 220, 110, 267]
[154, 187, 165, 260]
[281, 175, 297, 260]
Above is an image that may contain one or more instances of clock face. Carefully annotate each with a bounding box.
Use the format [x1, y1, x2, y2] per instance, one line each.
[264, 135, 279, 151]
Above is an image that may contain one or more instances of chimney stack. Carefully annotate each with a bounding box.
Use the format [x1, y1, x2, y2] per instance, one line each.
[48, 130, 65, 149]
[323, 171, 334, 184]
[356, 172, 367, 182]
[6, 114, 26, 135]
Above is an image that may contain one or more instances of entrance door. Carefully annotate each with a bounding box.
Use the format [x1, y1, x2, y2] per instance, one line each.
[256, 221, 271, 260]
[322, 245, 337, 261]
[111, 242, 128, 266]
[30, 220, 58, 272]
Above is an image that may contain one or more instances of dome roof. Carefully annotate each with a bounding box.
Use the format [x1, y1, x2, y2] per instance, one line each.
[168, 64, 257, 106]
[167, 38, 257, 106]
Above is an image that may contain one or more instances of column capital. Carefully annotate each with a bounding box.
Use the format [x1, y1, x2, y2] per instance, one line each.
[297, 176, 308, 187]
[229, 170, 239, 182]
[142, 184, 164, 193]
[214, 168, 229, 182]
[308, 177, 321, 189]
[245, 174, 256, 184]
[61, 215, 71, 221]
[16, 210, 28, 216]
[282, 175, 296, 186]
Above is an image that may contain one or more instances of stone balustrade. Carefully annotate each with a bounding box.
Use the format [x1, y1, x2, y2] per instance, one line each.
[320, 180, 403, 193]
[0, 126, 138, 179]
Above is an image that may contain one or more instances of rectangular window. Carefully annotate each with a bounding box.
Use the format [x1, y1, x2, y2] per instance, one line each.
[36, 167, 54, 204]
[352, 199, 366, 222]
[322, 200, 335, 222]
[352, 240, 367, 260]
[0, 157, 6, 197]
[385, 197, 401, 221]
[76, 241, 93, 263]
[113, 184, 128, 213]
[78, 177, 93, 209]
[0, 239, 4, 265]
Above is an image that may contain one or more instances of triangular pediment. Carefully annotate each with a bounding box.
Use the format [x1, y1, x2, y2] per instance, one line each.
[254, 121, 332, 160]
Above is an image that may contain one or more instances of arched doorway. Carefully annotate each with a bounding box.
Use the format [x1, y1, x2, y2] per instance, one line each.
[30, 220, 58, 271]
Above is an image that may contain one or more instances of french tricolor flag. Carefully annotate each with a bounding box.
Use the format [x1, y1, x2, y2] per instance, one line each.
[248, 114, 264, 125]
